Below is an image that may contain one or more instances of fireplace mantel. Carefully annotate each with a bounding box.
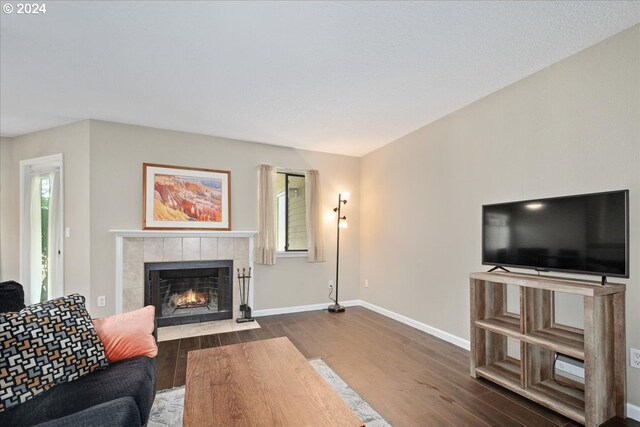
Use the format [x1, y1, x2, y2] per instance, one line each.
[112, 230, 256, 315]
[110, 230, 257, 238]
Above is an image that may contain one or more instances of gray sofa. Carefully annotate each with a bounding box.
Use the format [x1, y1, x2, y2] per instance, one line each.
[0, 281, 157, 426]
[0, 354, 156, 427]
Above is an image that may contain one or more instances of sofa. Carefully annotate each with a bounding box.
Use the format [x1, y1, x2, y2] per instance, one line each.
[0, 356, 156, 426]
[0, 282, 157, 426]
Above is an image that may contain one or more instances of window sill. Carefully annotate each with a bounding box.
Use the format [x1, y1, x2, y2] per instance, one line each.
[276, 251, 308, 258]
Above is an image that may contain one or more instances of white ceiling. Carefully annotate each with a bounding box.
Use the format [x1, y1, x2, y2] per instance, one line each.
[1, 1, 639, 156]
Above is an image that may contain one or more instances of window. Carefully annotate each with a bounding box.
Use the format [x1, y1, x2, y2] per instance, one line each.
[275, 172, 307, 252]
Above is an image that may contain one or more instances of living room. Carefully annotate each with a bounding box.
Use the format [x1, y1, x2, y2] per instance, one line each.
[1, 1, 639, 426]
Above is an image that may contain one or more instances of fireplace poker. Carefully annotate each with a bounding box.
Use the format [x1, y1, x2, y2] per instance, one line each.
[236, 267, 254, 323]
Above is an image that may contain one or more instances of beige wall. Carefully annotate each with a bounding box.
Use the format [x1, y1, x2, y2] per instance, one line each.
[0, 137, 5, 276]
[88, 120, 360, 317]
[360, 25, 640, 406]
[0, 137, 12, 279]
[0, 121, 91, 298]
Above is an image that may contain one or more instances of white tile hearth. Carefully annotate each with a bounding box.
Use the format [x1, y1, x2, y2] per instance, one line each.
[157, 319, 260, 342]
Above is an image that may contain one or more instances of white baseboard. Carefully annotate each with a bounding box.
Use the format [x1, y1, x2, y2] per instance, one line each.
[357, 300, 471, 351]
[252, 300, 359, 317]
[628, 402, 640, 422]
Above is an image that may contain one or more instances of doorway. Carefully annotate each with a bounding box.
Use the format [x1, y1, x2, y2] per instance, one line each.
[20, 154, 64, 304]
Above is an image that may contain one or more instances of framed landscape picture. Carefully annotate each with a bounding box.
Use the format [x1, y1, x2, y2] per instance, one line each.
[143, 163, 231, 230]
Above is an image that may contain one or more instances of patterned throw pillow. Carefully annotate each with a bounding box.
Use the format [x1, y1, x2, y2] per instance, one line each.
[0, 294, 109, 412]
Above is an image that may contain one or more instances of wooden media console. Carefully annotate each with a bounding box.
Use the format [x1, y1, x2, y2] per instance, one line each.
[469, 272, 626, 427]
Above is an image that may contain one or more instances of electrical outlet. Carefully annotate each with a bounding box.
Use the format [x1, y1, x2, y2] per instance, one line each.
[97, 296, 106, 307]
[364, 279, 369, 288]
[328, 280, 334, 289]
[631, 348, 640, 369]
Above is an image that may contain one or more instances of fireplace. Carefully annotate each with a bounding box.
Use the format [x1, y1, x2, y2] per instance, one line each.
[145, 260, 233, 327]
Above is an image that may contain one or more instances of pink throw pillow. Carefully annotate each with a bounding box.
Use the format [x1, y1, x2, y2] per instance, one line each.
[93, 305, 158, 363]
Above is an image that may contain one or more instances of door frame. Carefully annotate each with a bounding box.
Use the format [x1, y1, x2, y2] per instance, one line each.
[19, 153, 64, 304]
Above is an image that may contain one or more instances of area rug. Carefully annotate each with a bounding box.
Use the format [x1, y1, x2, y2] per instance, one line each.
[308, 358, 391, 427]
[148, 358, 391, 426]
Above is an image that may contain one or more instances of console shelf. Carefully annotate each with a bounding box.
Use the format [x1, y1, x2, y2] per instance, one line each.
[474, 358, 521, 389]
[527, 326, 585, 360]
[475, 314, 520, 337]
[470, 272, 626, 427]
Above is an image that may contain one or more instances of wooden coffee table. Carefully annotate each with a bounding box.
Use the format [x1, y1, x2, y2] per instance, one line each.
[183, 337, 363, 427]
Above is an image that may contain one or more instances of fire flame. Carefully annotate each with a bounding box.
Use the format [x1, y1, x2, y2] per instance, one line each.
[172, 289, 209, 308]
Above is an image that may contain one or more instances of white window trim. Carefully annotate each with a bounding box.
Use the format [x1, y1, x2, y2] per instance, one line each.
[276, 251, 308, 258]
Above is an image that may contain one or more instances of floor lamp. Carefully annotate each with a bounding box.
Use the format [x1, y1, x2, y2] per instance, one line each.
[329, 192, 349, 313]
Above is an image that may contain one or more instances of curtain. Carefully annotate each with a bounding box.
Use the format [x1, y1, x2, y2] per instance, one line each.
[48, 170, 62, 299]
[29, 175, 42, 304]
[305, 170, 325, 262]
[256, 165, 276, 265]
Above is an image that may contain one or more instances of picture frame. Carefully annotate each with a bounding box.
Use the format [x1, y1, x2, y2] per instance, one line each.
[143, 163, 231, 230]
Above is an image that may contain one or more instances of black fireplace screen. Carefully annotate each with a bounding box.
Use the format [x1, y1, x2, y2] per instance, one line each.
[145, 260, 233, 327]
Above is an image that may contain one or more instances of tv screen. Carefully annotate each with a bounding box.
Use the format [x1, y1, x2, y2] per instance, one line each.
[482, 190, 629, 278]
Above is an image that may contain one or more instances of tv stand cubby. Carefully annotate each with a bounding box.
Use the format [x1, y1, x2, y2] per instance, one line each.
[470, 272, 626, 427]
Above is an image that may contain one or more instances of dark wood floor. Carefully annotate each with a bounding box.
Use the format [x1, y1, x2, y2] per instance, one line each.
[157, 307, 638, 427]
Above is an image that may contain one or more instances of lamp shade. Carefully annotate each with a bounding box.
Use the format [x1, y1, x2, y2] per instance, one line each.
[341, 192, 350, 202]
[339, 218, 348, 229]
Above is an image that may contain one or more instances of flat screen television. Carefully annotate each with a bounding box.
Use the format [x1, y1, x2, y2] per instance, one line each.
[482, 190, 629, 278]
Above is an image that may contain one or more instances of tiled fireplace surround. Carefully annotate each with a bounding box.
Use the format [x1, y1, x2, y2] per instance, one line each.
[113, 231, 256, 321]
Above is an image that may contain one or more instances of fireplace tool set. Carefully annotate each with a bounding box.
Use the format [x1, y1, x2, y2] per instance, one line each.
[236, 267, 254, 323]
